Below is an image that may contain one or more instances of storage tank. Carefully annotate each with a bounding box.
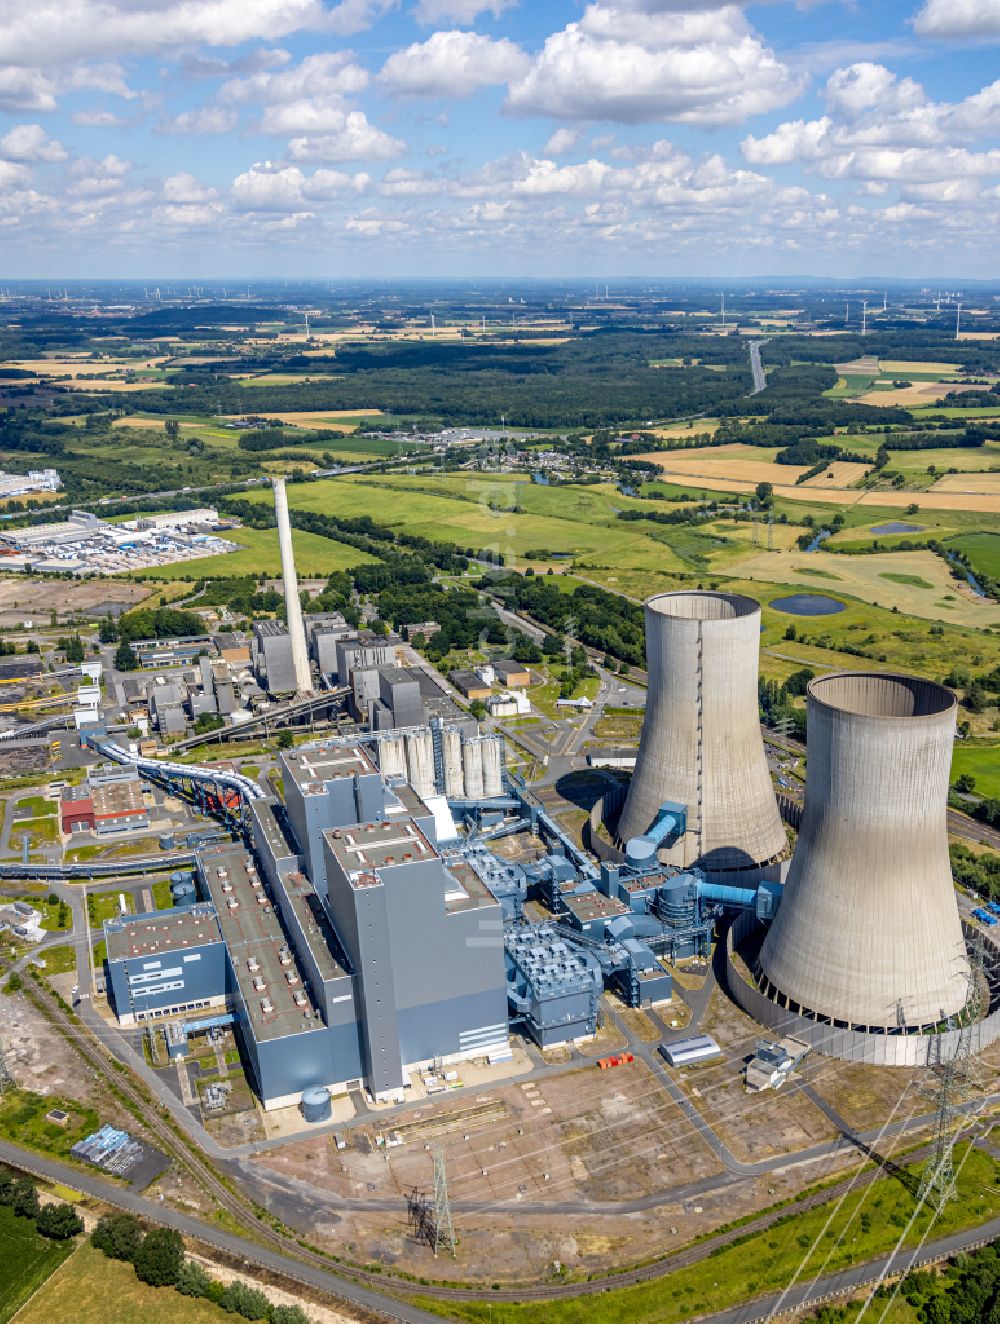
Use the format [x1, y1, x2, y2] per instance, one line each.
[378, 733, 407, 780]
[482, 735, 503, 798]
[441, 726, 464, 796]
[759, 673, 969, 1030]
[159, 833, 175, 850]
[300, 1086, 332, 1124]
[405, 729, 436, 800]
[462, 737, 485, 800]
[617, 591, 786, 874]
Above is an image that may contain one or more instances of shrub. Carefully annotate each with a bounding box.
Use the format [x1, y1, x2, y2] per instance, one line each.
[36, 1203, 84, 1240]
[134, 1226, 185, 1287]
[92, 1212, 144, 1262]
[219, 1280, 271, 1319]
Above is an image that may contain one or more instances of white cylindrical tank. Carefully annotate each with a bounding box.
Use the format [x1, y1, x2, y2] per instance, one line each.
[482, 735, 503, 798]
[759, 673, 969, 1030]
[441, 727, 464, 796]
[405, 729, 436, 800]
[378, 734, 407, 780]
[462, 738, 485, 800]
[617, 591, 786, 873]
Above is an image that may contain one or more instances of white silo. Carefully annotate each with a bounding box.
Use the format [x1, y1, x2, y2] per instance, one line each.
[462, 738, 485, 800]
[482, 735, 503, 798]
[617, 591, 786, 874]
[441, 726, 464, 796]
[405, 729, 436, 800]
[759, 673, 969, 1030]
[378, 733, 407, 780]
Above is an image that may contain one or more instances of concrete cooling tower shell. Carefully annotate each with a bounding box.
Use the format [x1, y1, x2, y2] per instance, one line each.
[616, 591, 786, 874]
[759, 673, 969, 1030]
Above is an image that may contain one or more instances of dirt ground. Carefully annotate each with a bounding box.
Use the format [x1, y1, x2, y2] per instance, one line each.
[257, 1059, 725, 1213]
[0, 577, 149, 621]
[858, 381, 990, 406]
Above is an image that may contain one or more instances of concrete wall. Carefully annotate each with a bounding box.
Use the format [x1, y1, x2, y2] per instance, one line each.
[760, 673, 968, 1028]
[617, 592, 786, 874]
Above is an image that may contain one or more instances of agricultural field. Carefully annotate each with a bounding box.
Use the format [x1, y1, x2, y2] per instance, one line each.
[133, 525, 378, 579]
[16, 1243, 232, 1324]
[0, 1203, 73, 1324]
[948, 531, 1000, 579]
[629, 443, 808, 485]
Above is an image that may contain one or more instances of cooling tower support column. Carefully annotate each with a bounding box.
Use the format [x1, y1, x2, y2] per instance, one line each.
[759, 673, 969, 1030]
[272, 476, 312, 696]
[616, 591, 785, 875]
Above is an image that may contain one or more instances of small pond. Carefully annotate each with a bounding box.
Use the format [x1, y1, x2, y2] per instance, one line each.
[870, 522, 925, 535]
[771, 594, 847, 617]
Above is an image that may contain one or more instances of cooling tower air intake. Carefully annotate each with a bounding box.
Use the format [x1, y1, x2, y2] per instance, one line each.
[616, 591, 786, 874]
[759, 672, 969, 1030]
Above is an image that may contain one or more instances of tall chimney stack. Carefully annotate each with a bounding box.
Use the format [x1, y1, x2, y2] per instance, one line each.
[272, 477, 312, 695]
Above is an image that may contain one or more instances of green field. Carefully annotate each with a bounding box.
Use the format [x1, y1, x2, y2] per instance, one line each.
[0, 1203, 73, 1324]
[420, 1145, 998, 1324]
[947, 531, 1000, 579]
[134, 525, 378, 579]
[36, 945, 77, 975]
[0, 1091, 99, 1160]
[951, 742, 1000, 797]
[16, 1242, 235, 1324]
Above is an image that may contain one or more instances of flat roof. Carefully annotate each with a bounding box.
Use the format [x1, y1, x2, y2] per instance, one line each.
[105, 903, 223, 962]
[280, 870, 350, 982]
[283, 742, 378, 794]
[325, 816, 439, 880]
[199, 844, 321, 1043]
[563, 892, 630, 923]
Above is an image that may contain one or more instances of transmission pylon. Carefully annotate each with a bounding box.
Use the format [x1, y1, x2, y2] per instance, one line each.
[916, 937, 987, 1212]
[432, 1147, 456, 1258]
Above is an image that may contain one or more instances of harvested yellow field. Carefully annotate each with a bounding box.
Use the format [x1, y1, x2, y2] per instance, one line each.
[59, 380, 164, 392]
[801, 461, 870, 489]
[958, 331, 1000, 341]
[931, 471, 1000, 494]
[835, 356, 881, 374]
[857, 381, 986, 406]
[645, 420, 722, 440]
[238, 409, 383, 424]
[631, 444, 800, 485]
[737, 548, 1000, 627]
[856, 489, 1000, 513]
[879, 359, 961, 374]
[8, 357, 166, 376]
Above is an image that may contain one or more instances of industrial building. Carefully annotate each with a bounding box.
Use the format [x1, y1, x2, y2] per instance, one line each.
[253, 622, 299, 696]
[616, 591, 787, 878]
[61, 766, 149, 836]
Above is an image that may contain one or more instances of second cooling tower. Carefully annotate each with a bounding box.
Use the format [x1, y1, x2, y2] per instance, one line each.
[616, 591, 786, 874]
[759, 673, 969, 1029]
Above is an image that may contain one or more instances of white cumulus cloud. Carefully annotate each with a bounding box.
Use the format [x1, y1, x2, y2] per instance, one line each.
[380, 30, 528, 97]
[914, 0, 1000, 38]
[412, 0, 517, 21]
[160, 107, 240, 135]
[505, 3, 805, 125]
[0, 123, 66, 161]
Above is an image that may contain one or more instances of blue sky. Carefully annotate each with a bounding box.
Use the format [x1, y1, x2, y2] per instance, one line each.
[0, 0, 997, 278]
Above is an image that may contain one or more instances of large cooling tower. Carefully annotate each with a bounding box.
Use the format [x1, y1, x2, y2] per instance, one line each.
[616, 591, 786, 873]
[759, 673, 969, 1029]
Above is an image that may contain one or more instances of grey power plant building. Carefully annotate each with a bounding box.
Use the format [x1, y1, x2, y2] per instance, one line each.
[617, 591, 786, 876]
[758, 673, 970, 1031]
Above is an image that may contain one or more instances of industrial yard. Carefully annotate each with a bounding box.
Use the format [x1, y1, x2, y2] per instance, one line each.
[0, 509, 240, 575]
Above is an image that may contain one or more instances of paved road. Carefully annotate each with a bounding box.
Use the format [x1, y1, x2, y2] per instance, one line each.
[748, 339, 770, 396]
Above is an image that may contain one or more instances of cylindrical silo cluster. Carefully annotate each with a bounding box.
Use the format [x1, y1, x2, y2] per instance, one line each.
[377, 733, 407, 780]
[441, 727, 464, 796]
[480, 735, 504, 798]
[617, 591, 786, 875]
[462, 737, 485, 800]
[759, 673, 969, 1030]
[405, 729, 436, 801]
